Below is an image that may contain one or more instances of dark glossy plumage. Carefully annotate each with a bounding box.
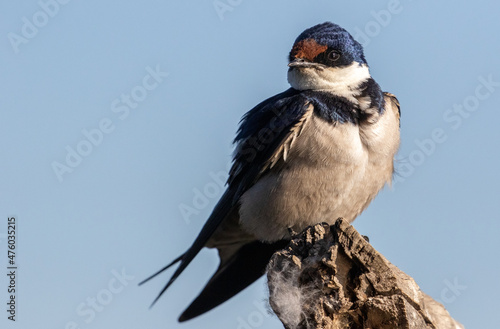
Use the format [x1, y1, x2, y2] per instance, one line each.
[141, 21, 400, 323]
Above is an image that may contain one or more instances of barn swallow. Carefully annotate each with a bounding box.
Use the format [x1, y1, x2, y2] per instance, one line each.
[140, 22, 400, 321]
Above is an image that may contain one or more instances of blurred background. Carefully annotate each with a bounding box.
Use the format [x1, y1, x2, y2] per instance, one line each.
[1, 0, 499, 328]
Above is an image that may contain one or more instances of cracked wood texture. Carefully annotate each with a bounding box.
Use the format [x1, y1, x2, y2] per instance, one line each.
[266, 219, 464, 329]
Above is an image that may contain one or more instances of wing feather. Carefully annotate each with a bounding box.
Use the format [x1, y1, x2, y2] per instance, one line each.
[143, 88, 316, 315]
[383, 92, 401, 124]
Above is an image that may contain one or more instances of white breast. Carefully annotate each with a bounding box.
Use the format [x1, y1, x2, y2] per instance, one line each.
[238, 99, 400, 242]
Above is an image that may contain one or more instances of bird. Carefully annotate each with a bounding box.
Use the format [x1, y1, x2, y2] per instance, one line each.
[140, 21, 400, 322]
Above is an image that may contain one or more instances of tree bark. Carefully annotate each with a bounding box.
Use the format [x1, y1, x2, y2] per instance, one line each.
[266, 219, 464, 329]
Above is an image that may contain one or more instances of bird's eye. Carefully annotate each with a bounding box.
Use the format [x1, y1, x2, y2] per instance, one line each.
[328, 50, 341, 61]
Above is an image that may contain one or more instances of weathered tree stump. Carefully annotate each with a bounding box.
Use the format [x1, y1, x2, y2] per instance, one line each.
[267, 219, 464, 329]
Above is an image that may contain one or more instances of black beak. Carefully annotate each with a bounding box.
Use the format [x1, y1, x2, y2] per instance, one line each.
[288, 58, 323, 69]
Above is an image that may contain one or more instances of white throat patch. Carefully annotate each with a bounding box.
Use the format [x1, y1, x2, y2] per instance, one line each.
[287, 62, 370, 103]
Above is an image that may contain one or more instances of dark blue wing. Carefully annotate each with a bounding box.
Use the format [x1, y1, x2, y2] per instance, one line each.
[228, 88, 312, 193]
[142, 88, 314, 311]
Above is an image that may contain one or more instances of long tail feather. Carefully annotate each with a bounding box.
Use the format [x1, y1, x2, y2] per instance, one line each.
[139, 253, 185, 286]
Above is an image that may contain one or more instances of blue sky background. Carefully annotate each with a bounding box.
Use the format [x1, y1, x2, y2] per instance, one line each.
[1, 1, 499, 328]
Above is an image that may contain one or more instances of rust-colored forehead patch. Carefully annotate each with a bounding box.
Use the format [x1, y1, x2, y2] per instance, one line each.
[290, 38, 328, 61]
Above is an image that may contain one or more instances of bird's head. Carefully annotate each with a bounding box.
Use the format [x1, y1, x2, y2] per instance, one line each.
[287, 22, 370, 96]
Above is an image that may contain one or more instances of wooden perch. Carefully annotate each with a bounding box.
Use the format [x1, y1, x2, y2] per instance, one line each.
[266, 219, 464, 329]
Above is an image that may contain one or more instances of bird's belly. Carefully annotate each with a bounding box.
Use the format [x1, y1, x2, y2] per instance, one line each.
[238, 114, 395, 242]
